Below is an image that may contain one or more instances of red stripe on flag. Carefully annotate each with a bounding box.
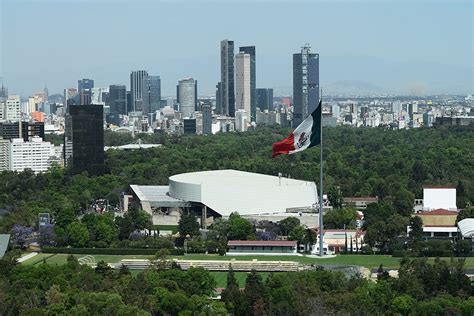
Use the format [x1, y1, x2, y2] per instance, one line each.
[272, 133, 295, 157]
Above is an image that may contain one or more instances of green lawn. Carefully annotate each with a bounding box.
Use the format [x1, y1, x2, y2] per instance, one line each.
[21, 253, 474, 270]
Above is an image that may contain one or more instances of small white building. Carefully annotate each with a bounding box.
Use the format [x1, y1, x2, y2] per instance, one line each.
[422, 187, 457, 211]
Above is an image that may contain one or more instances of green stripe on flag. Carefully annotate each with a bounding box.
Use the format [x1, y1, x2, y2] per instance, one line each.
[309, 101, 322, 148]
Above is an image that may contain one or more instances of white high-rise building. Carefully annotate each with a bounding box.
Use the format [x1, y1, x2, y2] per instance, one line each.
[91, 87, 109, 105]
[6, 95, 21, 121]
[0, 100, 4, 121]
[235, 53, 251, 116]
[0, 138, 8, 171]
[177, 78, 197, 118]
[9, 137, 53, 173]
[235, 109, 249, 132]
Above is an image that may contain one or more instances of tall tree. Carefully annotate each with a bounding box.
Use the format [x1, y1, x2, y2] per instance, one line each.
[178, 212, 200, 238]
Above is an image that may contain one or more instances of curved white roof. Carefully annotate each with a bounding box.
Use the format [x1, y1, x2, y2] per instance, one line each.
[458, 218, 474, 238]
[169, 169, 318, 216]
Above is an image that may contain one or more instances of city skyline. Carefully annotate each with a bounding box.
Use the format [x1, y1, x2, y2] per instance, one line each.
[1, 0, 472, 97]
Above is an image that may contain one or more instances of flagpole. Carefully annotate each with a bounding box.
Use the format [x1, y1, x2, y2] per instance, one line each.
[319, 88, 324, 257]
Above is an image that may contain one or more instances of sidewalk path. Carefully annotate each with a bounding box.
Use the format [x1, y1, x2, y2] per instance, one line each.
[18, 252, 38, 263]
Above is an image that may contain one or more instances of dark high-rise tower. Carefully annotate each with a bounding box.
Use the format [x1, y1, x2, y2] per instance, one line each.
[257, 88, 274, 111]
[143, 75, 161, 114]
[220, 39, 235, 117]
[78, 79, 94, 105]
[65, 104, 104, 175]
[130, 70, 148, 112]
[108, 85, 127, 124]
[201, 102, 212, 135]
[239, 46, 256, 121]
[293, 44, 319, 126]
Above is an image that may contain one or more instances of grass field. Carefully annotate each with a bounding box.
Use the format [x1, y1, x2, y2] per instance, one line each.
[21, 253, 474, 270]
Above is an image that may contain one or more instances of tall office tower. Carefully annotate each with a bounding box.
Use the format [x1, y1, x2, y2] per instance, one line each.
[143, 75, 161, 114]
[201, 102, 212, 135]
[0, 137, 8, 171]
[220, 39, 235, 117]
[8, 137, 53, 174]
[408, 103, 418, 119]
[78, 79, 94, 105]
[108, 85, 127, 124]
[5, 95, 21, 122]
[256, 88, 274, 111]
[130, 70, 148, 113]
[293, 44, 319, 126]
[350, 103, 358, 118]
[215, 82, 223, 114]
[0, 101, 4, 121]
[0, 83, 7, 100]
[126, 91, 132, 113]
[235, 53, 251, 116]
[43, 85, 49, 103]
[177, 78, 197, 118]
[91, 87, 109, 105]
[239, 46, 256, 121]
[65, 104, 104, 175]
[64, 88, 78, 113]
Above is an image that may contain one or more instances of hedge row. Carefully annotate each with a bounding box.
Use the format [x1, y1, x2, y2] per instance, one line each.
[42, 247, 185, 256]
[392, 250, 473, 257]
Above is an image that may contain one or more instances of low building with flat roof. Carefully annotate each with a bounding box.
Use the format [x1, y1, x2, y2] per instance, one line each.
[343, 196, 378, 209]
[227, 240, 298, 255]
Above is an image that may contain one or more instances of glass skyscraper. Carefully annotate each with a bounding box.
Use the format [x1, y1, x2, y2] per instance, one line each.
[78, 79, 94, 105]
[130, 70, 148, 113]
[220, 39, 235, 117]
[239, 46, 256, 121]
[65, 104, 104, 176]
[143, 75, 161, 114]
[177, 78, 197, 118]
[293, 44, 319, 126]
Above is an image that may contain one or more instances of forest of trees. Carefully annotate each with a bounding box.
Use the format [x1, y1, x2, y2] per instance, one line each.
[0, 253, 472, 315]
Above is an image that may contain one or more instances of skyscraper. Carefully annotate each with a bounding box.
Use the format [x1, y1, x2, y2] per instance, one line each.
[177, 78, 197, 118]
[256, 88, 273, 111]
[108, 85, 127, 124]
[293, 44, 319, 126]
[5, 96, 21, 121]
[220, 39, 235, 117]
[235, 53, 251, 116]
[215, 82, 222, 114]
[0, 137, 8, 171]
[239, 46, 256, 121]
[65, 104, 104, 175]
[130, 70, 148, 113]
[78, 79, 94, 105]
[143, 75, 161, 114]
[201, 102, 212, 135]
[64, 88, 78, 113]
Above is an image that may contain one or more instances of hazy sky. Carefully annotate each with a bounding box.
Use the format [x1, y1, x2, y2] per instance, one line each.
[1, 0, 473, 96]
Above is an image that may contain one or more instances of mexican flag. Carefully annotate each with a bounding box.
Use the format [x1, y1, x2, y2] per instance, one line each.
[272, 100, 322, 157]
